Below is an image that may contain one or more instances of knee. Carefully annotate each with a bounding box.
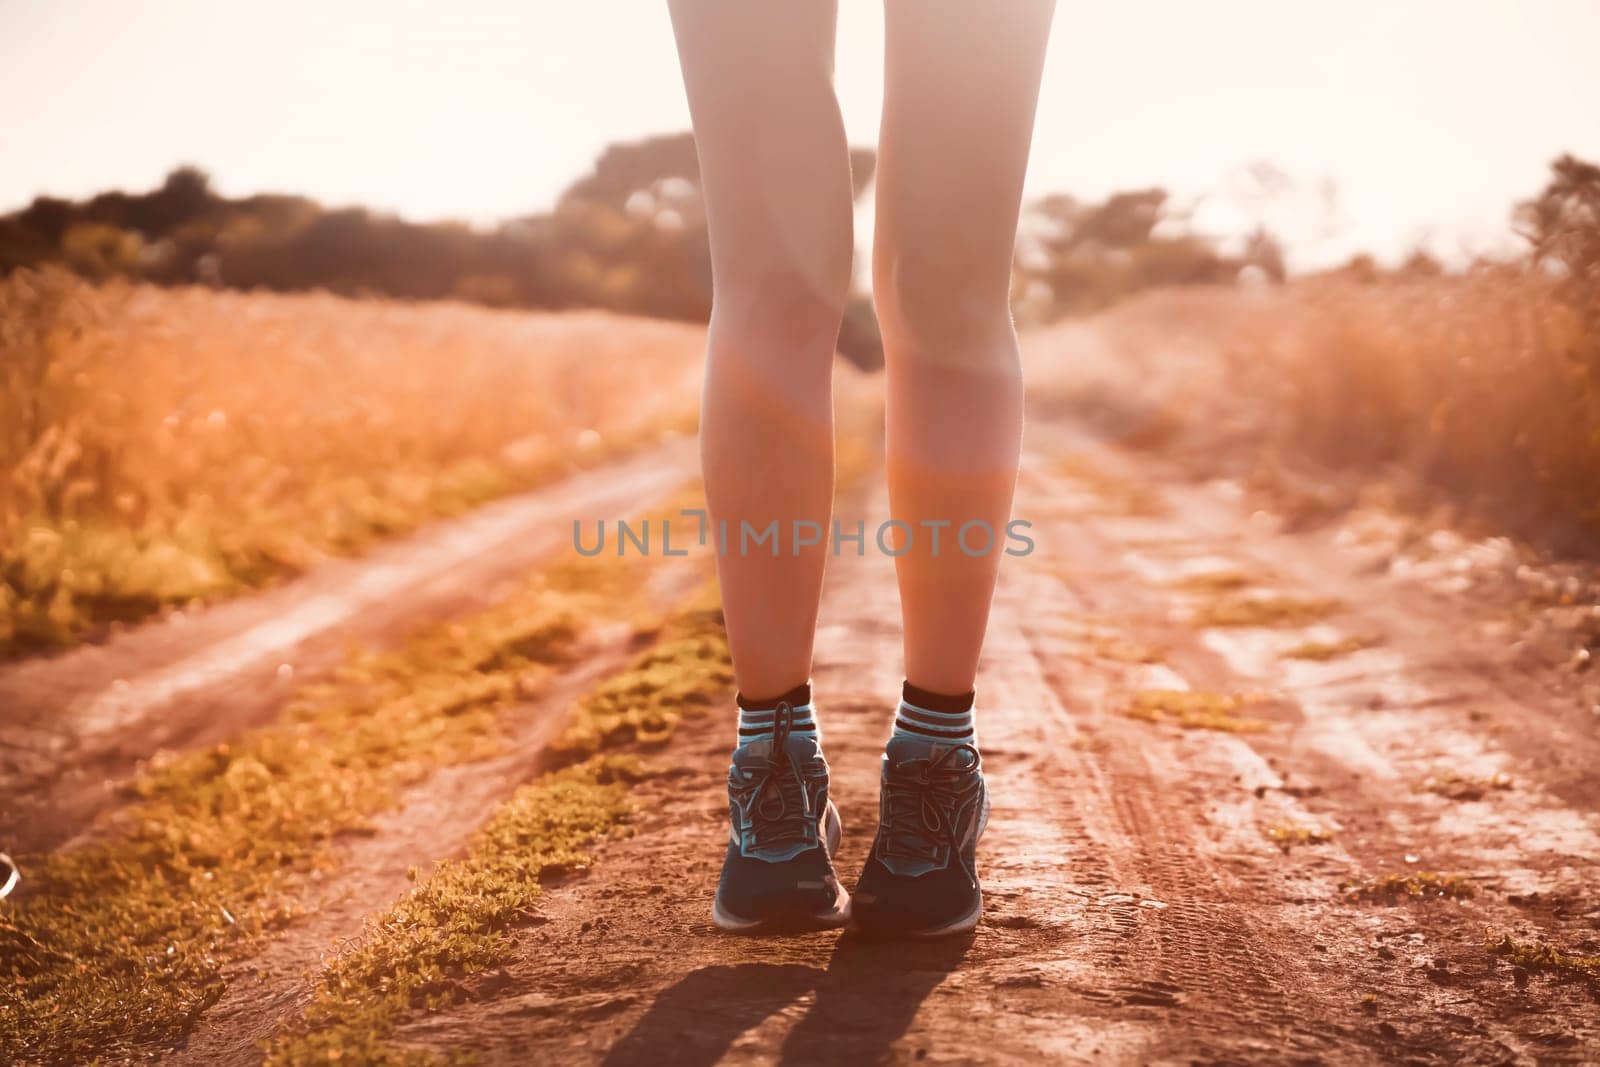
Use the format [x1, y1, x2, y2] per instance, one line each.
[711, 263, 850, 359]
[873, 239, 1017, 365]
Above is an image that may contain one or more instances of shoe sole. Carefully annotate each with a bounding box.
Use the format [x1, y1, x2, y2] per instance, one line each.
[711, 801, 850, 934]
[895, 891, 983, 939]
[847, 882, 986, 940]
[849, 789, 990, 940]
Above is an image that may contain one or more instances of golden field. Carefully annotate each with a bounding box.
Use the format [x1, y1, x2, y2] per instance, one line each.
[1029, 269, 1598, 547]
[0, 269, 704, 657]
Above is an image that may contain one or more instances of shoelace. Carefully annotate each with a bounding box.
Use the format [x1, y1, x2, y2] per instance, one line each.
[740, 701, 816, 851]
[879, 743, 982, 866]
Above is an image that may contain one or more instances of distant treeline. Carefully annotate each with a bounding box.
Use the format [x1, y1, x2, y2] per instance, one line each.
[2, 131, 1308, 365]
[1013, 188, 1287, 320]
[0, 135, 888, 367]
[0, 137, 739, 318]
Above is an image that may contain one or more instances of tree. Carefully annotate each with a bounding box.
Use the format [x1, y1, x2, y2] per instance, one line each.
[1015, 186, 1256, 318]
[142, 166, 216, 234]
[1242, 228, 1287, 283]
[1517, 154, 1600, 374]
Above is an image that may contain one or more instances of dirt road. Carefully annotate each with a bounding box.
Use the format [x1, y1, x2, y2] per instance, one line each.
[365, 428, 1600, 1065]
[7, 398, 1600, 1063]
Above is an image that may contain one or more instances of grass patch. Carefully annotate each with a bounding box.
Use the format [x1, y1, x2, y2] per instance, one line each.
[1190, 593, 1342, 629]
[1059, 615, 1165, 665]
[0, 534, 676, 1060]
[1282, 635, 1380, 661]
[1169, 570, 1254, 594]
[263, 755, 642, 1067]
[265, 586, 733, 1063]
[549, 589, 733, 763]
[1417, 771, 1514, 801]
[1262, 823, 1336, 852]
[1343, 872, 1475, 903]
[1088, 634, 1166, 664]
[1120, 689, 1274, 733]
[1486, 931, 1600, 979]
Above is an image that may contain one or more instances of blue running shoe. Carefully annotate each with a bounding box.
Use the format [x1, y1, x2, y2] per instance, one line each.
[712, 701, 850, 933]
[851, 737, 988, 938]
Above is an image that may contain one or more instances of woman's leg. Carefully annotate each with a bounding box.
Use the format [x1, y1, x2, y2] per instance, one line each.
[874, 0, 1055, 697]
[669, 0, 856, 933]
[851, 0, 1055, 942]
[667, 0, 855, 702]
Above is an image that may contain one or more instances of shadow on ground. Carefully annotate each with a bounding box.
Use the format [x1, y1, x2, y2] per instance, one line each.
[602, 933, 974, 1065]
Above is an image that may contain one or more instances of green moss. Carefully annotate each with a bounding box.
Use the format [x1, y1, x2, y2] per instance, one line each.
[1088, 633, 1166, 664]
[1416, 770, 1513, 801]
[1343, 872, 1475, 903]
[548, 587, 733, 764]
[1121, 689, 1274, 733]
[1057, 616, 1165, 665]
[1262, 823, 1335, 851]
[1282, 635, 1380, 660]
[1191, 593, 1342, 629]
[1486, 931, 1600, 978]
[1170, 570, 1254, 594]
[264, 756, 642, 1067]
[0, 547, 650, 1061]
[266, 587, 733, 1063]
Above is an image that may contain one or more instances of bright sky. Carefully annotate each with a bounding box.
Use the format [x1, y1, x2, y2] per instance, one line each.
[3, 0, 1597, 269]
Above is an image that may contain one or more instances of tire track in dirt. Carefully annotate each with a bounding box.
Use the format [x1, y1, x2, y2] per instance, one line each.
[971, 475, 1374, 1064]
[1015, 432, 1600, 1062]
[356, 470, 1387, 1064]
[349, 489, 1111, 1064]
[0, 441, 695, 856]
[359, 431, 1600, 1065]
[377, 495, 1051, 1065]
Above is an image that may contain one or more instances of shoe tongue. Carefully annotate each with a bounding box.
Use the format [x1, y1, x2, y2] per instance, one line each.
[883, 734, 935, 762]
[782, 732, 822, 761]
[884, 736, 975, 772]
[733, 733, 822, 766]
[733, 738, 775, 762]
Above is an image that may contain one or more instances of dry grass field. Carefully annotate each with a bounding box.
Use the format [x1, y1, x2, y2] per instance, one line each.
[1028, 270, 1599, 549]
[0, 269, 704, 657]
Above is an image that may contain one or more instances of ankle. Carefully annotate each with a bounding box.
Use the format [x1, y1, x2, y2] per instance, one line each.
[892, 681, 977, 746]
[736, 682, 818, 745]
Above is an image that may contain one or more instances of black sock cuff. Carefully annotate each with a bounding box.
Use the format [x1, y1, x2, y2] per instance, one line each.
[736, 682, 812, 711]
[902, 681, 976, 714]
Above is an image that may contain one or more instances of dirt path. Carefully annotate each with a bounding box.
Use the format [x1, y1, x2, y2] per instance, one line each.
[362, 434, 1599, 1065]
[9, 404, 1600, 1063]
[0, 441, 694, 855]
